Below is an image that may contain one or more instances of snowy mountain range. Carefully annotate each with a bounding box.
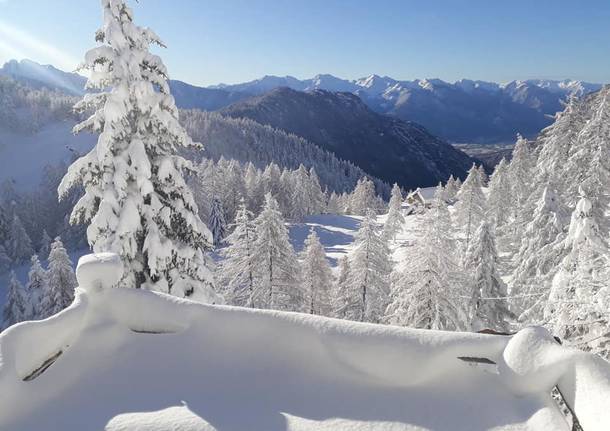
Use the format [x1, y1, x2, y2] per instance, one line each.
[0, 76, 386, 195]
[0, 59, 474, 191]
[1, 59, 602, 144]
[212, 73, 602, 143]
[213, 73, 600, 98]
[0, 59, 250, 110]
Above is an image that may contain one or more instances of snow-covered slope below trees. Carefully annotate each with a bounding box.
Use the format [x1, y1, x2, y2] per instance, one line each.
[0, 122, 96, 188]
[1, 253, 608, 430]
[288, 214, 362, 266]
[0, 214, 365, 309]
[2, 59, 602, 145]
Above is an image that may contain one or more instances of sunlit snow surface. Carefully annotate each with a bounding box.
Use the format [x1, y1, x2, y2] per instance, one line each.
[0, 123, 96, 189]
[0, 253, 609, 430]
[1, 207, 609, 430]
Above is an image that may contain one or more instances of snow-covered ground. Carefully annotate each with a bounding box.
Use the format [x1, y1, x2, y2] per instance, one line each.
[288, 214, 362, 266]
[287, 197, 431, 269]
[0, 122, 95, 190]
[1, 253, 608, 430]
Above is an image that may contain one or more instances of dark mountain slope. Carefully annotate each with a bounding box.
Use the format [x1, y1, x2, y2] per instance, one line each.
[221, 88, 474, 188]
[168, 80, 251, 111]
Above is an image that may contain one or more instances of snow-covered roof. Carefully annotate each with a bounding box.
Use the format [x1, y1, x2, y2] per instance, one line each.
[418, 186, 437, 201]
[0, 253, 608, 430]
[406, 187, 436, 206]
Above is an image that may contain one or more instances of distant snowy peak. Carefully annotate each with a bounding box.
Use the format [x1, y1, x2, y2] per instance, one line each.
[3, 59, 604, 144]
[212, 73, 601, 99]
[417, 78, 446, 91]
[454, 79, 501, 93]
[210, 73, 603, 143]
[306, 74, 359, 93]
[502, 79, 602, 97]
[354, 74, 398, 93]
[210, 75, 308, 94]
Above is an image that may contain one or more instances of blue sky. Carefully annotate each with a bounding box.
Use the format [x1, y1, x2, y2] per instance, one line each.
[1, 0, 609, 86]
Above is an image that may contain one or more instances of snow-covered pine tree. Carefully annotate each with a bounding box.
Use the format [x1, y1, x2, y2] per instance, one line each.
[464, 221, 512, 331]
[2, 271, 26, 329]
[520, 93, 590, 234]
[455, 177, 463, 190]
[58, 0, 217, 301]
[38, 229, 53, 261]
[288, 165, 326, 220]
[244, 162, 264, 215]
[261, 163, 282, 198]
[25, 255, 47, 320]
[509, 135, 534, 211]
[564, 89, 610, 235]
[291, 165, 313, 221]
[477, 165, 488, 186]
[348, 209, 391, 323]
[0, 245, 10, 274]
[191, 158, 216, 222]
[42, 237, 77, 317]
[339, 192, 351, 214]
[300, 229, 333, 315]
[217, 158, 246, 225]
[333, 255, 352, 319]
[443, 175, 459, 203]
[486, 158, 512, 231]
[535, 94, 586, 183]
[252, 193, 302, 311]
[0, 209, 12, 266]
[382, 183, 405, 242]
[545, 190, 609, 356]
[455, 164, 486, 255]
[509, 88, 610, 337]
[278, 169, 296, 218]
[6, 213, 34, 264]
[385, 185, 466, 330]
[208, 197, 226, 247]
[308, 168, 327, 215]
[349, 177, 376, 216]
[511, 187, 569, 322]
[326, 192, 343, 214]
[506, 135, 535, 243]
[0, 204, 10, 255]
[217, 201, 257, 307]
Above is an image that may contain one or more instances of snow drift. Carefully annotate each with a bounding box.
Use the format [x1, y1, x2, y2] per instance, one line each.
[0, 254, 608, 431]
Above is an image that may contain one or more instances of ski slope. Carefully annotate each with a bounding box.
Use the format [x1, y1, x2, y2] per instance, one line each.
[0, 253, 609, 430]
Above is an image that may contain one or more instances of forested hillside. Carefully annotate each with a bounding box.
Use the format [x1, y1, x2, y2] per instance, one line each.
[221, 87, 474, 188]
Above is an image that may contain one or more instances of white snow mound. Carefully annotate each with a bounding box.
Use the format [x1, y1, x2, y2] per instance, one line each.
[0, 253, 609, 431]
[76, 252, 124, 291]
